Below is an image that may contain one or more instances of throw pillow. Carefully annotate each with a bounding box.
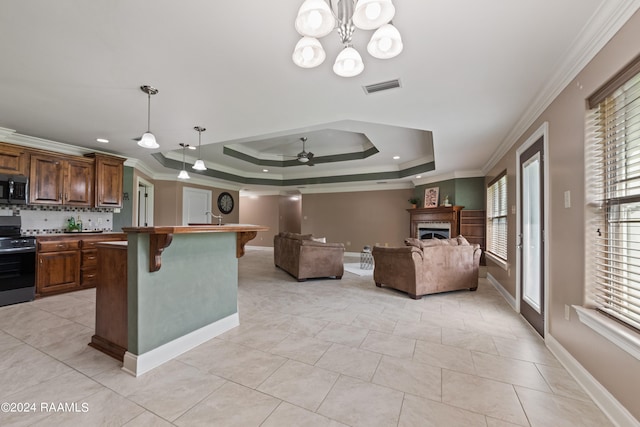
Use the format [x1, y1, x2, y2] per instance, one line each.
[421, 239, 448, 247]
[404, 238, 423, 248]
[457, 235, 470, 246]
[312, 236, 327, 243]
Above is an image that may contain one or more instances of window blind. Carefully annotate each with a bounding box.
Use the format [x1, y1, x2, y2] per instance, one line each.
[588, 69, 640, 332]
[487, 172, 508, 260]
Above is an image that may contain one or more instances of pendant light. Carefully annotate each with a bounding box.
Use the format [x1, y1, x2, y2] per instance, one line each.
[192, 126, 207, 171]
[139, 85, 159, 149]
[178, 143, 190, 179]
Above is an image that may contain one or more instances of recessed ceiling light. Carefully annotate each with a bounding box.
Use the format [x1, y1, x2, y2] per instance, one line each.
[393, 155, 400, 160]
[96, 138, 109, 143]
[187, 145, 196, 150]
[263, 169, 269, 172]
[416, 175, 422, 179]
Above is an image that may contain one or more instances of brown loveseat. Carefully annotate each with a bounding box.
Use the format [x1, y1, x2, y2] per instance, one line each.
[274, 232, 344, 281]
[372, 236, 481, 299]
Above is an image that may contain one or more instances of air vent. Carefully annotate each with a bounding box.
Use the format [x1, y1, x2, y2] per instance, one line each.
[363, 79, 401, 94]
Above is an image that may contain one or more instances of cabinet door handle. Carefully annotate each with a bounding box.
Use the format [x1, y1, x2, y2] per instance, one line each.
[57, 244, 65, 248]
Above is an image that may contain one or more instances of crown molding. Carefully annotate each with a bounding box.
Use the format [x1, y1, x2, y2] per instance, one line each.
[483, 0, 640, 175]
[413, 170, 485, 186]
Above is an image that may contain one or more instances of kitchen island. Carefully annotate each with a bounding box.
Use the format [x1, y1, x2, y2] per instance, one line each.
[93, 224, 267, 376]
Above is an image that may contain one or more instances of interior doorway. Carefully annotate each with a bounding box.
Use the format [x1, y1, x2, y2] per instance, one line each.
[182, 187, 212, 225]
[136, 177, 154, 227]
[516, 123, 548, 337]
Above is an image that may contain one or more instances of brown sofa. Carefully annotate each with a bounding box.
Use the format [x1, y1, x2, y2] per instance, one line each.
[372, 236, 481, 299]
[274, 232, 344, 281]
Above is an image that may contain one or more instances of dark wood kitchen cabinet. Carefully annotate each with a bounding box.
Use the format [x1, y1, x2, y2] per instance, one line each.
[29, 154, 94, 207]
[36, 234, 126, 297]
[0, 142, 29, 176]
[37, 239, 81, 296]
[86, 153, 124, 208]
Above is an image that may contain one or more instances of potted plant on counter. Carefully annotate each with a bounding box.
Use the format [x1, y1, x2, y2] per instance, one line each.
[408, 197, 420, 209]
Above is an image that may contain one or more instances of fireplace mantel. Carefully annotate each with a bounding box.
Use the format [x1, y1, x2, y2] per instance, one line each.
[407, 206, 463, 239]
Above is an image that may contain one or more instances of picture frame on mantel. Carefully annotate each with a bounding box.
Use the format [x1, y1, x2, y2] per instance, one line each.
[424, 187, 439, 208]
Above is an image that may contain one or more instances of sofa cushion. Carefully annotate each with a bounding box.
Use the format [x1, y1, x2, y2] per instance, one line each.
[312, 236, 327, 243]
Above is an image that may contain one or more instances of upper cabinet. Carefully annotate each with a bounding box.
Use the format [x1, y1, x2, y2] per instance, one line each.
[0, 142, 29, 176]
[87, 154, 124, 208]
[1, 142, 125, 208]
[29, 155, 94, 206]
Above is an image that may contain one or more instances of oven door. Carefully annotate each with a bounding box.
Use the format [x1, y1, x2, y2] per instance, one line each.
[0, 250, 35, 306]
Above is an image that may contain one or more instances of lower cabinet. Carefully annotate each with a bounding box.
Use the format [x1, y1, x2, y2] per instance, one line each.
[36, 234, 126, 297]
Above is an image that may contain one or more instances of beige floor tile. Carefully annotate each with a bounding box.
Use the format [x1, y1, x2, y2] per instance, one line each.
[535, 363, 591, 402]
[0, 344, 73, 399]
[1, 308, 76, 342]
[60, 344, 122, 378]
[471, 351, 552, 392]
[30, 388, 144, 427]
[223, 324, 289, 351]
[262, 402, 349, 427]
[421, 311, 466, 329]
[178, 339, 287, 388]
[315, 322, 369, 347]
[175, 381, 280, 427]
[345, 301, 386, 315]
[315, 343, 381, 381]
[306, 306, 360, 325]
[413, 340, 476, 375]
[492, 336, 561, 367]
[393, 320, 442, 343]
[486, 417, 525, 427]
[318, 375, 404, 427]
[360, 330, 416, 358]
[373, 355, 441, 400]
[351, 313, 397, 333]
[276, 315, 329, 336]
[269, 334, 332, 364]
[257, 359, 339, 411]
[93, 360, 227, 421]
[442, 370, 529, 426]
[379, 306, 423, 323]
[0, 330, 22, 350]
[442, 327, 499, 354]
[0, 370, 103, 427]
[398, 393, 487, 427]
[123, 411, 174, 426]
[516, 386, 614, 427]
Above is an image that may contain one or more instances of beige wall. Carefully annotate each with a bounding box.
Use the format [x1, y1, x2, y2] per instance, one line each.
[279, 196, 302, 233]
[152, 180, 240, 226]
[301, 189, 413, 252]
[486, 10, 640, 419]
[239, 195, 279, 247]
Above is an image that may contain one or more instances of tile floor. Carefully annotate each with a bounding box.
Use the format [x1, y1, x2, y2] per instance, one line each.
[0, 248, 613, 426]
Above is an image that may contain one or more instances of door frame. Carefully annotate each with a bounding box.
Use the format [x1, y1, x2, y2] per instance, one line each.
[135, 176, 154, 227]
[515, 122, 549, 337]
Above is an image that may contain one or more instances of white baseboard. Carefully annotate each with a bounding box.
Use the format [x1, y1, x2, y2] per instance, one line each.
[546, 334, 640, 427]
[122, 313, 240, 377]
[486, 272, 516, 310]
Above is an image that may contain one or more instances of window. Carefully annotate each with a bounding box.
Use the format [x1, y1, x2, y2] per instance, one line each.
[487, 171, 507, 261]
[586, 57, 640, 335]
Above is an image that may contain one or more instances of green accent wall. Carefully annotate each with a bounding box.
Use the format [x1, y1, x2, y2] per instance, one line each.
[127, 232, 238, 354]
[413, 177, 485, 210]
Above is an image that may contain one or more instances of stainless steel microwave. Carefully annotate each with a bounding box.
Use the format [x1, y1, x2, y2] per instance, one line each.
[0, 174, 28, 204]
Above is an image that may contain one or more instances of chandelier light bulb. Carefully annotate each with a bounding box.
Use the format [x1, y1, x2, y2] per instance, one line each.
[366, 2, 382, 20]
[367, 23, 403, 59]
[295, 0, 335, 37]
[307, 10, 322, 30]
[292, 36, 326, 68]
[333, 47, 364, 77]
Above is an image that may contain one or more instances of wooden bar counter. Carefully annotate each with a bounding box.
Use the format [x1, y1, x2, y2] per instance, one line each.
[91, 224, 266, 376]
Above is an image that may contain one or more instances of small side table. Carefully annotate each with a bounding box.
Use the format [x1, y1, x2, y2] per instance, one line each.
[360, 247, 373, 270]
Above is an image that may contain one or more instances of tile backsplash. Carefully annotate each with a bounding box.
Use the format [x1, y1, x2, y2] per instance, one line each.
[0, 205, 114, 235]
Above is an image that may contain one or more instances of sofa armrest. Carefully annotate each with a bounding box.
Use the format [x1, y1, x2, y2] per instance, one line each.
[300, 240, 345, 249]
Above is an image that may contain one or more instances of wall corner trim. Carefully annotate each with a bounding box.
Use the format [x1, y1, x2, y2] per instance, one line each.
[546, 333, 640, 427]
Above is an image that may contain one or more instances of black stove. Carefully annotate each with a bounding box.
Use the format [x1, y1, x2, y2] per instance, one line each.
[0, 216, 35, 307]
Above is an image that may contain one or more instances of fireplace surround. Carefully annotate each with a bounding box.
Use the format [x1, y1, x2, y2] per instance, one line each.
[407, 206, 463, 240]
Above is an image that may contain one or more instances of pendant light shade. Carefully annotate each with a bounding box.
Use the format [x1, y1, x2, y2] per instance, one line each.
[178, 143, 190, 179]
[295, 0, 336, 38]
[192, 126, 207, 171]
[292, 36, 326, 68]
[352, 0, 395, 30]
[367, 23, 403, 59]
[333, 47, 364, 77]
[139, 85, 159, 149]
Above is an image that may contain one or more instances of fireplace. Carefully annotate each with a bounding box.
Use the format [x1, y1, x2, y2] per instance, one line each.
[418, 222, 450, 239]
[407, 206, 463, 240]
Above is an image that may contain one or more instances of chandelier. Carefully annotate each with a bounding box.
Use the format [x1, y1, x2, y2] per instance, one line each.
[292, 0, 403, 77]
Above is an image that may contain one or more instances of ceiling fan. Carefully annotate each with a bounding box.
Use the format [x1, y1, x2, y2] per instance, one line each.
[291, 137, 315, 166]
